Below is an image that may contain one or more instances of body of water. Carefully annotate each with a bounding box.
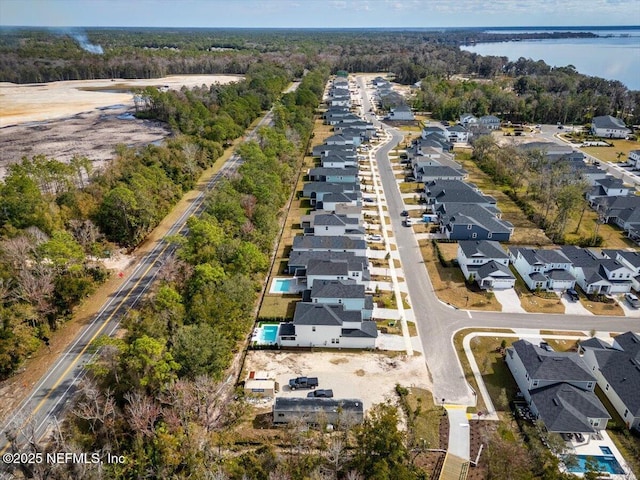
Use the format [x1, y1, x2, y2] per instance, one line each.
[461, 29, 640, 90]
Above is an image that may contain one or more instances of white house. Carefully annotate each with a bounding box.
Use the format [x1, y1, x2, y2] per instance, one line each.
[306, 258, 367, 287]
[506, 340, 609, 434]
[601, 249, 640, 290]
[446, 124, 471, 143]
[307, 279, 373, 319]
[478, 115, 501, 130]
[560, 245, 633, 295]
[277, 303, 377, 349]
[459, 113, 478, 126]
[509, 247, 575, 291]
[303, 213, 364, 238]
[457, 240, 515, 290]
[291, 235, 367, 257]
[591, 115, 631, 139]
[579, 332, 640, 431]
[385, 105, 414, 121]
[586, 176, 633, 205]
[629, 149, 640, 168]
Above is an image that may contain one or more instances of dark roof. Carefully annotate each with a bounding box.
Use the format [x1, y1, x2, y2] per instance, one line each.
[418, 165, 466, 178]
[439, 203, 513, 235]
[273, 397, 364, 413]
[579, 337, 615, 350]
[289, 251, 364, 269]
[592, 115, 629, 130]
[303, 182, 360, 197]
[311, 280, 365, 299]
[342, 321, 378, 338]
[459, 240, 509, 260]
[530, 383, 610, 433]
[292, 235, 366, 251]
[278, 323, 296, 336]
[513, 247, 572, 266]
[511, 339, 593, 382]
[425, 180, 495, 205]
[476, 260, 514, 279]
[293, 303, 362, 326]
[602, 249, 640, 269]
[307, 259, 349, 276]
[546, 269, 575, 281]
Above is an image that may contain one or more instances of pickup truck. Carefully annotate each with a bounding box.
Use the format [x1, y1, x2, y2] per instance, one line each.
[307, 389, 333, 398]
[289, 376, 319, 390]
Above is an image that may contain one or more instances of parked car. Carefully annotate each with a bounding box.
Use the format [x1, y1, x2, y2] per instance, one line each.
[403, 218, 412, 227]
[368, 234, 382, 241]
[624, 293, 640, 308]
[307, 389, 334, 398]
[289, 377, 319, 390]
[539, 341, 553, 352]
[566, 289, 579, 302]
[400, 210, 409, 217]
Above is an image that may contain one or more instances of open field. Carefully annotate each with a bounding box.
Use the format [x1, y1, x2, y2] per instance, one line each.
[0, 75, 242, 177]
[579, 139, 640, 163]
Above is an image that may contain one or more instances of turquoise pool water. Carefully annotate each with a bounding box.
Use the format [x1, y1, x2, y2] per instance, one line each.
[257, 325, 279, 344]
[567, 454, 624, 475]
[272, 278, 293, 293]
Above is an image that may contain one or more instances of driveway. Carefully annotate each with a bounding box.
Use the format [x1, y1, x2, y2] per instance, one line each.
[561, 294, 593, 315]
[493, 289, 527, 313]
[617, 296, 640, 317]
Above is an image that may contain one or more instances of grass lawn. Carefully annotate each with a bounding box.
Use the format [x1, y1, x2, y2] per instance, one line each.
[540, 338, 580, 352]
[580, 298, 625, 316]
[452, 328, 515, 413]
[436, 242, 458, 262]
[258, 294, 300, 319]
[510, 266, 565, 314]
[419, 240, 502, 311]
[580, 138, 640, 163]
[399, 182, 423, 194]
[593, 385, 640, 477]
[404, 387, 445, 449]
[469, 336, 520, 412]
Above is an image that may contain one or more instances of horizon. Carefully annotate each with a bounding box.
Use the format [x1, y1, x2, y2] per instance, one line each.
[2, 0, 640, 29]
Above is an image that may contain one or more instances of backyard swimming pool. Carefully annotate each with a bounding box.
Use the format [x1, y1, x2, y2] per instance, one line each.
[255, 324, 279, 344]
[566, 454, 624, 475]
[271, 278, 293, 293]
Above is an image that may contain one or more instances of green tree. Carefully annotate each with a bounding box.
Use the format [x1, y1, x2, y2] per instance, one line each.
[172, 323, 231, 379]
[121, 335, 179, 393]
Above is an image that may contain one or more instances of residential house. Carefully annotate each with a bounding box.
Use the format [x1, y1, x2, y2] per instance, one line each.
[277, 302, 377, 348]
[302, 213, 364, 238]
[287, 251, 367, 276]
[560, 245, 633, 295]
[629, 149, 640, 168]
[591, 115, 631, 139]
[302, 182, 360, 207]
[304, 279, 373, 319]
[424, 180, 496, 211]
[587, 176, 633, 205]
[318, 192, 361, 211]
[446, 124, 471, 143]
[457, 240, 515, 289]
[579, 332, 640, 431]
[385, 105, 414, 121]
[415, 165, 467, 183]
[306, 258, 368, 287]
[478, 115, 501, 130]
[312, 144, 357, 158]
[308, 167, 359, 183]
[291, 235, 367, 257]
[601, 249, 640, 290]
[509, 247, 576, 291]
[325, 134, 354, 146]
[506, 339, 610, 434]
[437, 203, 513, 242]
[459, 113, 478, 127]
[321, 154, 358, 169]
[273, 398, 364, 425]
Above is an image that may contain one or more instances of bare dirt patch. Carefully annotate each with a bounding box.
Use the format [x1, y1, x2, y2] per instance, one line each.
[0, 75, 242, 177]
[242, 350, 432, 411]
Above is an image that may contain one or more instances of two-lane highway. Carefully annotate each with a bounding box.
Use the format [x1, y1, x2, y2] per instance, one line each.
[0, 109, 274, 459]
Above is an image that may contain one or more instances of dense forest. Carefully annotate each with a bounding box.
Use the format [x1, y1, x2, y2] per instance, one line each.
[1, 28, 638, 127]
[0, 63, 299, 379]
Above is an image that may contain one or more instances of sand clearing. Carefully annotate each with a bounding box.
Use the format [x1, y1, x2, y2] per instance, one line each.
[0, 75, 242, 177]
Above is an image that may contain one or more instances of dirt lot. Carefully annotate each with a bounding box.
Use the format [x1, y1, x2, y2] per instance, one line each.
[243, 350, 432, 411]
[0, 75, 242, 177]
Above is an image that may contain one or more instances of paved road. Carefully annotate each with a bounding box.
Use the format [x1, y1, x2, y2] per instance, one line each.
[0, 111, 275, 459]
[356, 77, 640, 407]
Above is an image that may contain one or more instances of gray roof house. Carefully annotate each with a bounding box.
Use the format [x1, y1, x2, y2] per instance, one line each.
[278, 302, 377, 349]
[304, 279, 373, 319]
[301, 213, 364, 238]
[291, 235, 366, 256]
[424, 180, 496, 210]
[478, 115, 501, 130]
[414, 165, 467, 183]
[560, 245, 633, 295]
[308, 166, 359, 183]
[457, 240, 515, 289]
[587, 176, 633, 204]
[287, 251, 368, 276]
[312, 144, 357, 158]
[579, 332, 640, 431]
[509, 247, 575, 291]
[302, 182, 360, 206]
[437, 203, 513, 242]
[306, 258, 369, 286]
[506, 339, 609, 434]
[591, 115, 631, 139]
[385, 105, 414, 121]
[273, 398, 364, 425]
[601, 249, 640, 290]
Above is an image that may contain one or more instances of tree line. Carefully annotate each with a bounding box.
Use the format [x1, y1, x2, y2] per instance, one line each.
[0, 64, 294, 380]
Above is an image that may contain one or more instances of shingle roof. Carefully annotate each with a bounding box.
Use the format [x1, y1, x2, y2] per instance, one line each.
[529, 383, 610, 433]
[459, 240, 509, 260]
[293, 303, 361, 326]
[274, 397, 364, 414]
[288, 251, 364, 269]
[439, 204, 512, 235]
[511, 339, 594, 382]
[592, 115, 629, 130]
[342, 321, 378, 338]
[425, 180, 495, 205]
[476, 260, 514, 279]
[515, 248, 572, 266]
[292, 235, 366, 251]
[311, 280, 365, 299]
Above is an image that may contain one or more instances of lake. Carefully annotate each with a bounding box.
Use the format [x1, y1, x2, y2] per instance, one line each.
[461, 29, 640, 91]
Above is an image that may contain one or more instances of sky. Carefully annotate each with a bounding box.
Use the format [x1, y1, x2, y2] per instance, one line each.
[1, 0, 639, 29]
